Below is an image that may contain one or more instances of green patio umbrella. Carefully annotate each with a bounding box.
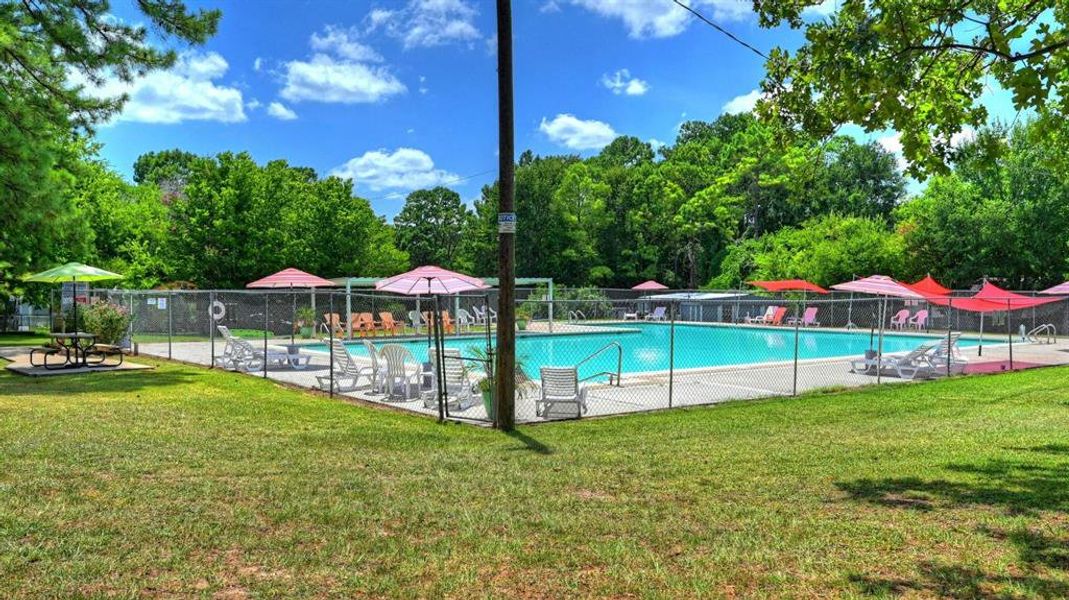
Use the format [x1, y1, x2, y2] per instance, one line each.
[23, 262, 124, 333]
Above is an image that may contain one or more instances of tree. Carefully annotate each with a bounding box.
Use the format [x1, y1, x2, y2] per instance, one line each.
[393, 187, 471, 270]
[710, 214, 905, 288]
[755, 0, 1069, 176]
[1, 0, 219, 294]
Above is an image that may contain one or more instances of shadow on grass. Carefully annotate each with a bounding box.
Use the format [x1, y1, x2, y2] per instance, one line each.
[506, 429, 553, 455]
[839, 444, 1069, 596]
[836, 456, 1069, 516]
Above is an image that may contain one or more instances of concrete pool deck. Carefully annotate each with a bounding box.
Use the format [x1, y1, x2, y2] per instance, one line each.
[130, 321, 1069, 424]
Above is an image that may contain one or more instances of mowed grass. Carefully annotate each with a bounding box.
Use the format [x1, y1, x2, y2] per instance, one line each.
[1, 359, 1068, 598]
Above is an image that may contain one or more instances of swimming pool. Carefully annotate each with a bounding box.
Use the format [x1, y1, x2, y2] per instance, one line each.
[309, 323, 977, 380]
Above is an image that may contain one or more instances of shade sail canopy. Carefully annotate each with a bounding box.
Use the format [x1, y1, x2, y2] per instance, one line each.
[375, 265, 489, 295]
[632, 280, 669, 291]
[921, 281, 1061, 313]
[907, 275, 952, 296]
[23, 262, 123, 283]
[1040, 281, 1069, 295]
[831, 275, 925, 299]
[644, 292, 745, 301]
[749, 279, 829, 294]
[246, 268, 334, 288]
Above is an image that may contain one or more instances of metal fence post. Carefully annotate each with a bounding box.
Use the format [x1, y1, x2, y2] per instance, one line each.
[209, 291, 215, 368]
[1007, 298, 1014, 370]
[792, 300, 801, 396]
[876, 297, 886, 385]
[167, 291, 173, 360]
[668, 301, 675, 409]
[329, 293, 334, 398]
[946, 298, 953, 377]
[263, 293, 268, 379]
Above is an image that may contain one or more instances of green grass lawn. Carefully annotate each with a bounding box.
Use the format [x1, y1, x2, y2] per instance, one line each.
[1, 358, 1068, 597]
[0, 332, 50, 347]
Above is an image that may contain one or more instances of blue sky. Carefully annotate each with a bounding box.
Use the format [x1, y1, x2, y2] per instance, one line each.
[94, 0, 1020, 218]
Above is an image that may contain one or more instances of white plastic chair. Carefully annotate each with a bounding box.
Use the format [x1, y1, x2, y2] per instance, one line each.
[537, 366, 588, 419]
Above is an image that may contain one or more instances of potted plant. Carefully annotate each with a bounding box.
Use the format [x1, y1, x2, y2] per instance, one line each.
[516, 307, 531, 331]
[296, 307, 316, 338]
[466, 346, 529, 420]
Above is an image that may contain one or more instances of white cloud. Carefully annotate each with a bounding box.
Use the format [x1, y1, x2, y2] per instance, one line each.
[267, 101, 298, 120]
[280, 55, 405, 104]
[418, 75, 428, 94]
[648, 138, 665, 151]
[253, 57, 263, 71]
[601, 69, 649, 96]
[310, 25, 382, 61]
[245, 98, 262, 110]
[369, 0, 481, 49]
[722, 89, 762, 114]
[568, 0, 749, 38]
[876, 126, 976, 171]
[539, 114, 618, 150]
[540, 1, 562, 13]
[76, 51, 245, 124]
[330, 147, 459, 192]
[279, 26, 404, 104]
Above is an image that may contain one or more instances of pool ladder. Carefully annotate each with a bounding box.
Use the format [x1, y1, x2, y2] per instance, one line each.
[576, 341, 623, 386]
[1026, 323, 1057, 344]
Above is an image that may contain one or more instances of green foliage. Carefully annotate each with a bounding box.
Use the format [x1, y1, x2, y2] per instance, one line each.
[711, 214, 905, 288]
[0, 0, 219, 296]
[80, 301, 131, 344]
[754, 0, 1069, 176]
[393, 187, 472, 270]
[895, 114, 1069, 288]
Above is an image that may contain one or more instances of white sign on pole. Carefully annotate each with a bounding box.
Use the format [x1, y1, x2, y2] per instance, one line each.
[497, 212, 516, 234]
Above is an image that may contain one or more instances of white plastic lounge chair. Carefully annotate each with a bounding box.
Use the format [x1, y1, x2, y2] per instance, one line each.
[455, 308, 473, 332]
[407, 310, 424, 333]
[537, 366, 589, 419]
[361, 339, 388, 393]
[380, 344, 420, 401]
[850, 342, 938, 380]
[889, 309, 910, 330]
[425, 348, 477, 412]
[316, 339, 379, 392]
[787, 307, 820, 327]
[645, 306, 667, 321]
[473, 305, 497, 325]
[929, 333, 968, 375]
[746, 306, 777, 324]
[215, 325, 288, 371]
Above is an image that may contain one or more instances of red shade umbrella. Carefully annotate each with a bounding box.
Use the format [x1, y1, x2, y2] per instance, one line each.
[749, 279, 829, 294]
[632, 280, 668, 291]
[907, 275, 952, 296]
[247, 268, 336, 344]
[376, 265, 488, 296]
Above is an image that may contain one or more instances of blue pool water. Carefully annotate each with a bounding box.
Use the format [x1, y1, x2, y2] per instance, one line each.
[310, 323, 977, 380]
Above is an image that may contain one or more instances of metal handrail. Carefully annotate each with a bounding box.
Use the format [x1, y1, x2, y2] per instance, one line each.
[1027, 323, 1057, 344]
[576, 341, 622, 386]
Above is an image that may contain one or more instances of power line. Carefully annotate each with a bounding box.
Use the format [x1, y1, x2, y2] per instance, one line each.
[671, 0, 769, 60]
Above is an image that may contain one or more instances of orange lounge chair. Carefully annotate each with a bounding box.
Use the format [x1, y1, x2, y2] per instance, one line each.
[769, 306, 789, 326]
[379, 312, 402, 335]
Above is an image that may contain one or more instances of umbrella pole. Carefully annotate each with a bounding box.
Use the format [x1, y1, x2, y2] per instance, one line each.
[978, 313, 984, 357]
[73, 276, 79, 334]
[291, 285, 296, 346]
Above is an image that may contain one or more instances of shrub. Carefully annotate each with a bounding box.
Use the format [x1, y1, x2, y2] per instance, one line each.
[81, 301, 131, 344]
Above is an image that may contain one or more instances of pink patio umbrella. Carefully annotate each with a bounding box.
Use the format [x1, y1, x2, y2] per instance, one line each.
[1040, 281, 1069, 295]
[375, 265, 489, 296]
[247, 267, 335, 344]
[832, 275, 928, 359]
[632, 280, 668, 291]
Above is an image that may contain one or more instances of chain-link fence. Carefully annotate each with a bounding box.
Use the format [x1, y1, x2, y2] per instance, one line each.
[83, 287, 1069, 424]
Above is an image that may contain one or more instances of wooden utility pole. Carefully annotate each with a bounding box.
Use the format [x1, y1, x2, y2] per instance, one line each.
[494, 0, 516, 430]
